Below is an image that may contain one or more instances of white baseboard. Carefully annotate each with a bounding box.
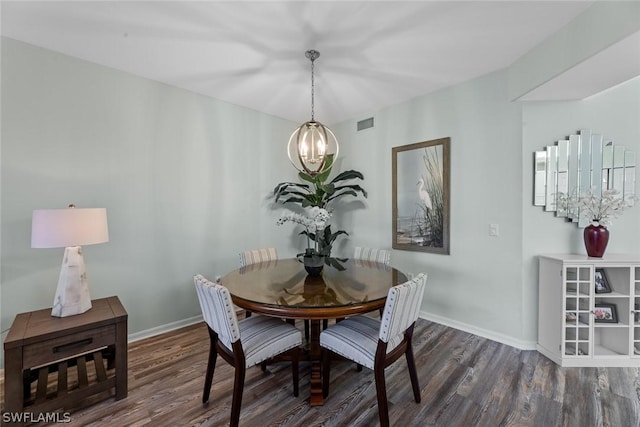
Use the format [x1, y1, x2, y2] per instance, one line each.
[128, 315, 203, 343]
[419, 311, 537, 351]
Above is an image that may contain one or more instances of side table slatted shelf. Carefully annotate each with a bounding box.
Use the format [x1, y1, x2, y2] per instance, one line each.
[24, 350, 114, 412]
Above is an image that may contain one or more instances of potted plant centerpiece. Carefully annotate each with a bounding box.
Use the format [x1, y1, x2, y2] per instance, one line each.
[276, 207, 332, 275]
[274, 154, 367, 271]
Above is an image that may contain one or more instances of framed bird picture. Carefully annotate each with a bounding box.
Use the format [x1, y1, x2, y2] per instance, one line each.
[392, 137, 450, 254]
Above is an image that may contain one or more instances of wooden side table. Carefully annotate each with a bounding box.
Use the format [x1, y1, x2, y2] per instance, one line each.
[3, 296, 127, 420]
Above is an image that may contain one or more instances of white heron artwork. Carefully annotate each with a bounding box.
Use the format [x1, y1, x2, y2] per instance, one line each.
[417, 178, 433, 210]
[392, 137, 450, 254]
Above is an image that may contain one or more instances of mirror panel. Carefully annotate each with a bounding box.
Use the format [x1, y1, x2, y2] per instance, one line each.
[567, 135, 580, 222]
[602, 143, 613, 190]
[613, 145, 626, 193]
[591, 134, 603, 196]
[545, 145, 558, 212]
[625, 151, 636, 205]
[534, 151, 547, 206]
[557, 140, 569, 217]
[578, 129, 592, 227]
[533, 129, 636, 227]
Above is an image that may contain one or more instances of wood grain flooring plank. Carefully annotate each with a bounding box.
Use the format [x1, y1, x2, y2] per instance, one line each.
[561, 367, 601, 427]
[470, 346, 524, 427]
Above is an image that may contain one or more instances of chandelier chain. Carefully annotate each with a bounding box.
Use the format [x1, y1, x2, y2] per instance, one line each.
[310, 54, 315, 121]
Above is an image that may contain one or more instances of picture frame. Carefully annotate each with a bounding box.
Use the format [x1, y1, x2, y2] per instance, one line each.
[594, 303, 618, 323]
[594, 268, 612, 293]
[392, 137, 450, 254]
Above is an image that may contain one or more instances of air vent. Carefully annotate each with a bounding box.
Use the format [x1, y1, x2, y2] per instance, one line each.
[357, 117, 374, 131]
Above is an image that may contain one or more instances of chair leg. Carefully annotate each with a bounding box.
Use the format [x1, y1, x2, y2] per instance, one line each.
[304, 320, 310, 342]
[322, 319, 328, 330]
[230, 364, 246, 427]
[406, 343, 421, 403]
[374, 361, 390, 427]
[245, 310, 252, 318]
[203, 329, 218, 403]
[291, 347, 300, 397]
[322, 349, 331, 398]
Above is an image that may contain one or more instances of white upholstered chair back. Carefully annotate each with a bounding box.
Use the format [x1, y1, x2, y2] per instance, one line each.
[239, 247, 278, 267]
[194, 274, 241, 350]
[354, 246, 390, 265]
[379, 273, 427, 343]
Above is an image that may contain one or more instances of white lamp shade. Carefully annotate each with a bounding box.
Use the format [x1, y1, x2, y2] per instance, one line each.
[32, 207, 109, 248]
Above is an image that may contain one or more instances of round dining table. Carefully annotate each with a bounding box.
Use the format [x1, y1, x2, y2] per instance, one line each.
[220, 257, 408, 406]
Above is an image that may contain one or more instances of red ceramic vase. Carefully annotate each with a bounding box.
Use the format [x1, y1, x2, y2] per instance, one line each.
[584, 223, 609, 258]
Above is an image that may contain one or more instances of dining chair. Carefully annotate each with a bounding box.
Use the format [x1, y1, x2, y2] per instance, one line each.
[320, 273, 427, 427]
[353, 246, 391, 319]
[238, 247, 278, 318]
[194, 274, 301, 427]
[239, 247, 278, 267]
[354, 246, 391, 265]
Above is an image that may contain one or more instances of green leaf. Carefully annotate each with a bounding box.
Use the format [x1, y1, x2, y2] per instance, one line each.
[321, 153, 335, 172]
[326, 257, 347, 271]
[326, 190, 357, 203]
[331, 230, 349, 240]
[298, 172, 315, 183]
[315, 155, 334, 183]
[276, 190, 307, 203]
[318, 183, 335, 196]
[281, 196, 305, 204]
[330, 170, 364, 184]
[273, 182, 289, 195]
[334, 184, 367, 197]
[273, 182, 310, 201]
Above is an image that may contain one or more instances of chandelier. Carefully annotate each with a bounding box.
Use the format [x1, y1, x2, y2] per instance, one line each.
[287, 50, 339, 176]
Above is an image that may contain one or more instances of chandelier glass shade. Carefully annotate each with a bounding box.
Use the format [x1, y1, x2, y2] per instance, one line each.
[287, 50, 339, 176]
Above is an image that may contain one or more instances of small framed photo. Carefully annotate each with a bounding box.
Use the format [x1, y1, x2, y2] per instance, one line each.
[594, 269, 612, 294]
[594, 303, 618, 323]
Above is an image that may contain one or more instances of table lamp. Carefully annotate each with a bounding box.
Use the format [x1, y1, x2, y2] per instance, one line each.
[31, 205, 109, 317]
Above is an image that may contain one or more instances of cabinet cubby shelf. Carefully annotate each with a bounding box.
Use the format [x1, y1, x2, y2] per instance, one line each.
[538, 254, 640, 367]
[594, 323, 629, 328]
[595, 291, 629, 298]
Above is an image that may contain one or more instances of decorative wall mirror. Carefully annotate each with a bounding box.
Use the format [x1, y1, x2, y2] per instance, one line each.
[533, 129, 636, 227]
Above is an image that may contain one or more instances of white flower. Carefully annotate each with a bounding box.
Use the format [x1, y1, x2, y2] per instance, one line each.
[557, 189, 635, 227]
[276, 208, 331, 232]
[276, 207, 332, 251]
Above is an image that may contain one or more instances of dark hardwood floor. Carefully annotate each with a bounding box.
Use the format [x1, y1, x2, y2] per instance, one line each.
[2, 318, 640, 426]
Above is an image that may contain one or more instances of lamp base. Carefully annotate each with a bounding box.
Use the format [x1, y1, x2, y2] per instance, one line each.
[51, 246, 92, 317]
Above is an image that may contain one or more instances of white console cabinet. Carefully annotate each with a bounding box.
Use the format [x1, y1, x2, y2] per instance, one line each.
[538, 254, 640, 367]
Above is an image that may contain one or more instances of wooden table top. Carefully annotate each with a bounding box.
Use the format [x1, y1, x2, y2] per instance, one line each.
[221, 258, 407, 320]
[4, 296, 127, 348]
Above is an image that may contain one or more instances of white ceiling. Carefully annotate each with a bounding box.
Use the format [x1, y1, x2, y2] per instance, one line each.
[1, 1, 601, 125]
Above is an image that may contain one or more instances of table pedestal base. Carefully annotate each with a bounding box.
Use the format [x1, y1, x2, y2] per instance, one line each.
[309, 319, 323, 406]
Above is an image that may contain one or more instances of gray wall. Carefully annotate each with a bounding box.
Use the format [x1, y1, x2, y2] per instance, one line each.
[0, 38, 302, 354]
[333, 70, 527, 345]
